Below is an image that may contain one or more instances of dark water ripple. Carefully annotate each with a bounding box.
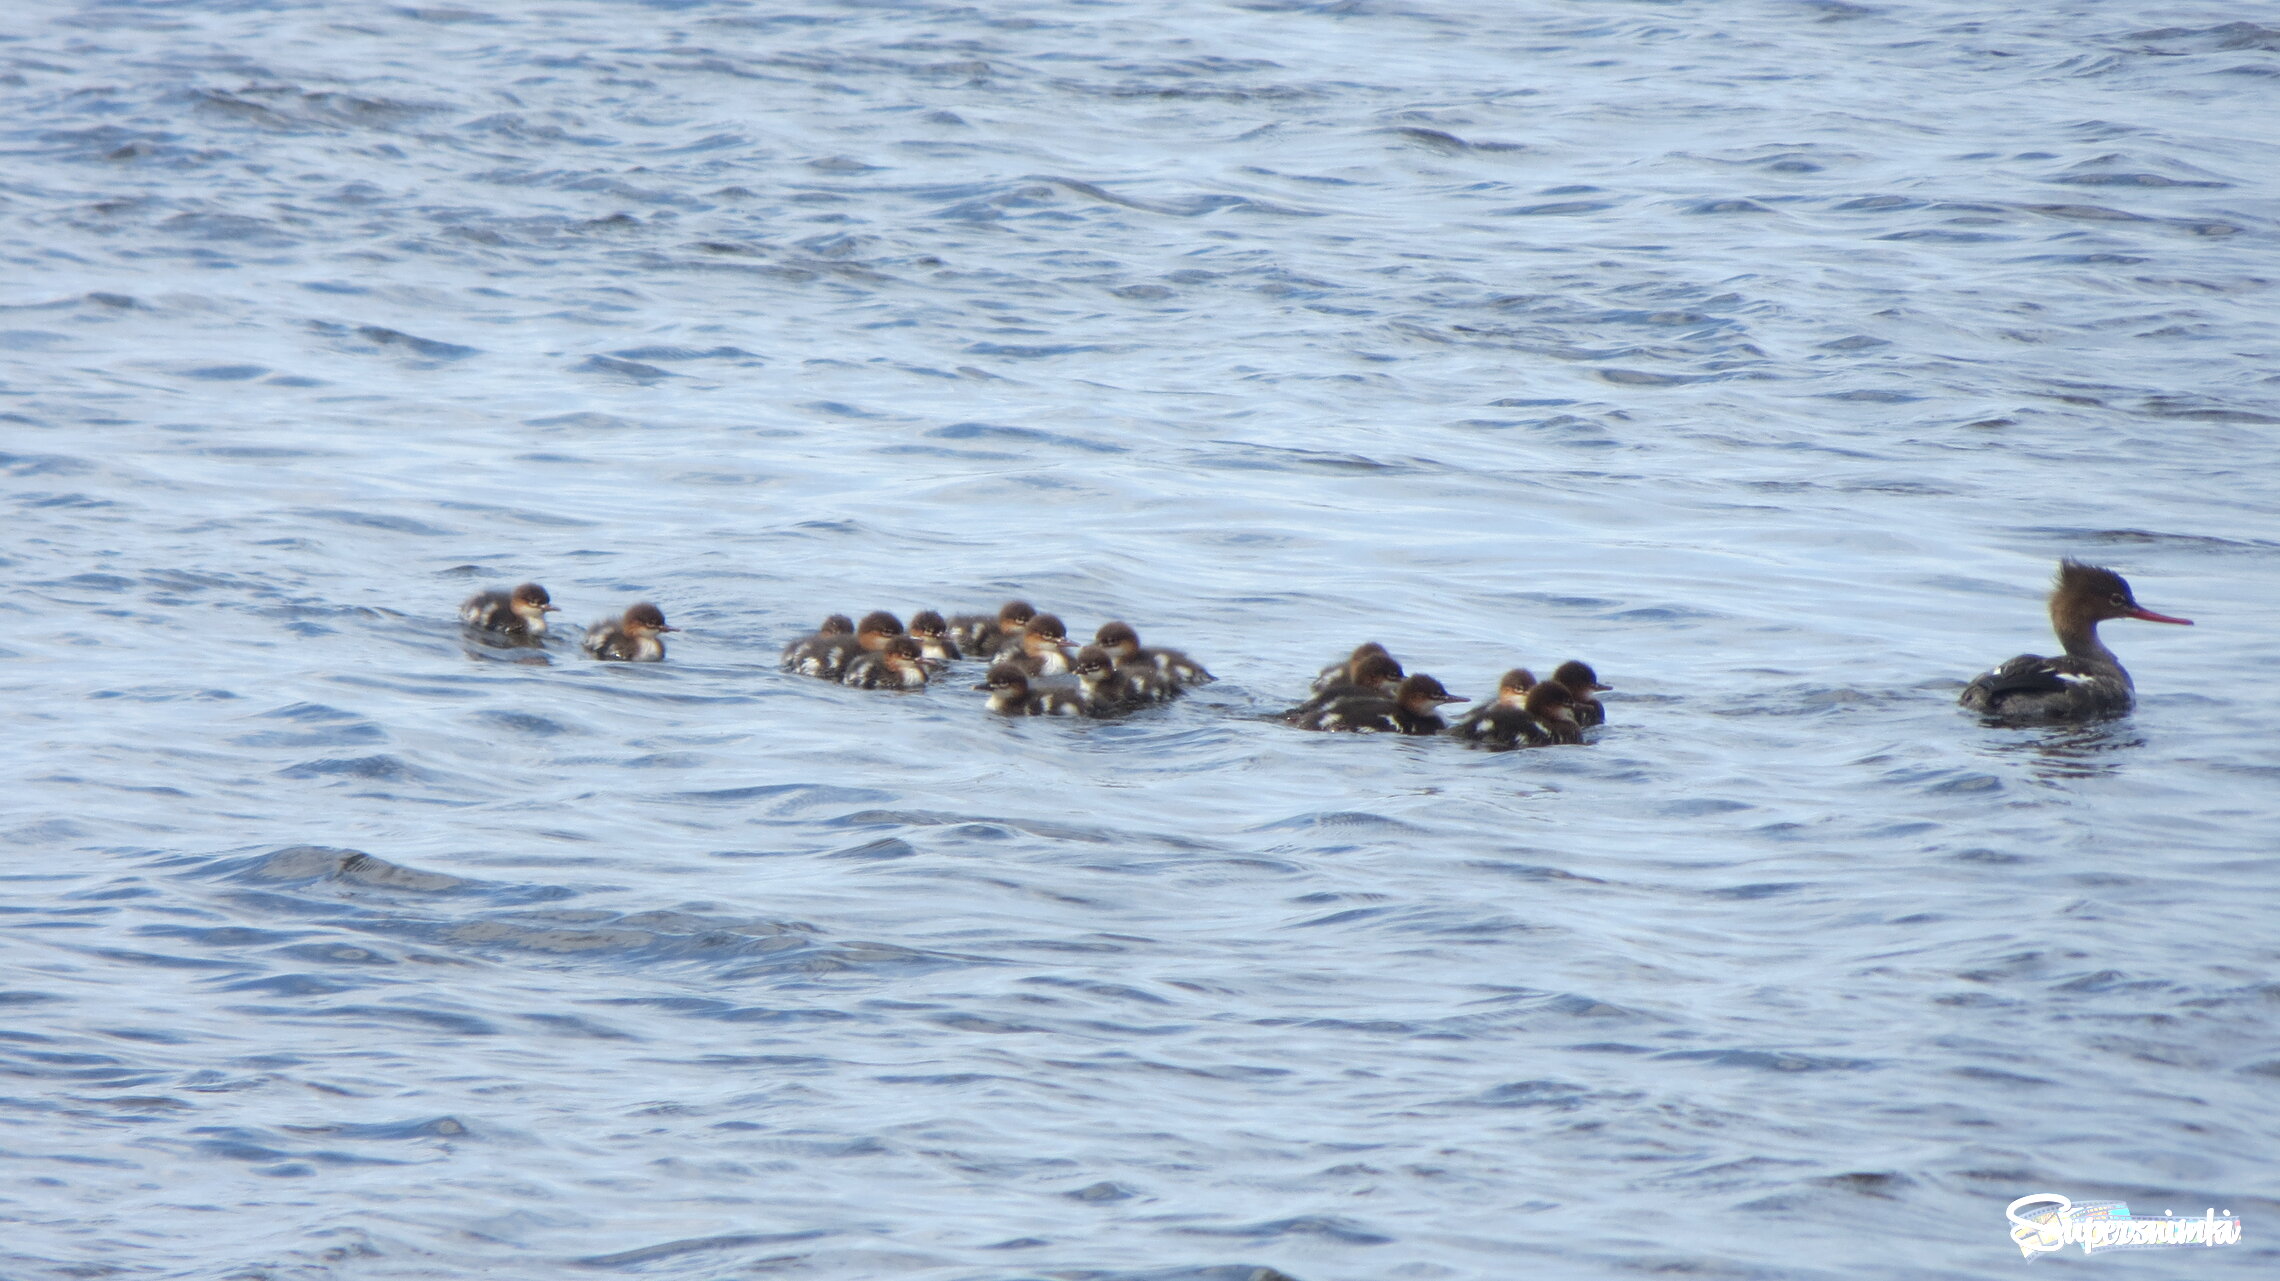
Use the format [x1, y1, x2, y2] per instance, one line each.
[2, 1, 2277, 1279]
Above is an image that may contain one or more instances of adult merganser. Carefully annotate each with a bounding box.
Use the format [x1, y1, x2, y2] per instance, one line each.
[843, 635, 934, 689]
[1093, 621, 1214, 686]
[949, 600, 1035, 656]
[1960, 559, 2193, 722]
[976, 662, 1085, 717]
[1285, 651, 1405, 719]
[907, 610, 962, 663]
[1549, 660, 1610, 727]
[1293, 673, 1465, 734]
[1313, 642, 1400, 694]
[583, 603, 676, 662]
[781, 614, 855, 675]
[460, 582, 558, 639]
[1448, 668, 1538, 744]
[992, 613, 1075, 676]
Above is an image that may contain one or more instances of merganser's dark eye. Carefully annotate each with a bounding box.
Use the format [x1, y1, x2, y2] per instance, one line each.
[2109, 593, 2126, 606]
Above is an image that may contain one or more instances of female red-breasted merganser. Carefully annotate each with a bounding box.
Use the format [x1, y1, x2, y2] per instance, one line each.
[907, 610, 962, 662]
[781, 614, 855, 674]
[1286, 651, 1405, 719]
[1093, 621, 1214, 686]
[992, 613, 1075, 675]
[460, 582, 559, 639]
[843, 635, 934, 689]
[1448, 668, 1537, 744]
[1294, 673, 1465, 734]
[1549, 660, 1610, 727]
[976, 662, 1085, 717]
[1960, 559, 2193, 721]
[1313, 642, 1399, 694]
[949, 600, 1035, 656]
[583, 602, 676, 661]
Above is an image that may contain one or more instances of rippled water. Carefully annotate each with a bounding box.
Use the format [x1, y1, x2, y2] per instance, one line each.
[4, 2, 2278, 1278]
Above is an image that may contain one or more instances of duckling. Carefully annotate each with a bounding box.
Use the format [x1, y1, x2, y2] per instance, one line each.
[1453, 673, 1585, 747]
[1294, 674, 1464, 734]
[991, 612, 1075, 676]
[1285, 651, 1406, 719]
[1093, 621, 1214, 686]
[1313, 642, 1399, 695]
[1071, 644, 1174, 716]
[1520, 682, 1585, 746]
[460, 582, 558, 639]
[1549, 660, 1611, 727]
[583, 602, 676, 662]
[976, 662, 1085, 717]
[1448, 668, 1540, 746]
[781, 613, 855, 675]
[907, 610, 962, 662]
[842, 635, 934, 690]
[948, 600, 1035, 656]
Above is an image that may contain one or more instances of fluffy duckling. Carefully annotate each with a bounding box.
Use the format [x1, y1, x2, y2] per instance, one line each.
[976, 662, 1086, 717]
[781, 614, 855, 675]
[992, 612, 1075, 676]
[583, 603, 676, 662]
[1071, 644, 1175, 716]
[1294, 673, 1464, 734]
[1094, 621, 1213, 686]
[460, 582, 558, 639]
[1285, 651, 1406, 719]
[843, 634, 933, 690]
[949, 600, 1035, 656]
[1549, 660, 1611, 727]
[907, 610, 962, 662]
[1313, 642, 1400, 695]
[1521, 682, 1585, 746]
[1448, 668, 1539, 746]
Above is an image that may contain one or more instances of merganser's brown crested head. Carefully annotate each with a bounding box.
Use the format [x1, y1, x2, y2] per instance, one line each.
[856, 610, 906, 650]
[1022, 613, 1070, 644]
[1552, 660, 1610, 694]
[2053, 559, 2193, 630]
[908, 610, 949, 639]
[1494, 668, 1537, 704]
[817, 613, 855, 636]
[880, 634, 926, 668]
[1523, 681, 1582, 741]
[510, 583, 558, 620]
[1349, 642, 1390, 663]
[996, 600, 1037, 635]
[1072, 644, 1115, 681]
[1395, 674, 1464, 713]
[1347, 652, 1405, 691]
[623, 603, 676, 635]
[976, 662, 1031, 694]
[1095, 621, 1141, 660]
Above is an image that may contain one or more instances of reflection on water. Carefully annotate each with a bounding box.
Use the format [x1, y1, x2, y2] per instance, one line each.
[1980, 721, 2150, 782]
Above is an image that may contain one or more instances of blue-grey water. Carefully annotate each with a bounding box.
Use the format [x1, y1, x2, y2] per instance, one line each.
[3, 2, 2277, 1278]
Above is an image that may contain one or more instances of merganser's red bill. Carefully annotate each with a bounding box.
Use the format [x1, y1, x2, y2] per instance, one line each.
[2126, 607, 2193, 625]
